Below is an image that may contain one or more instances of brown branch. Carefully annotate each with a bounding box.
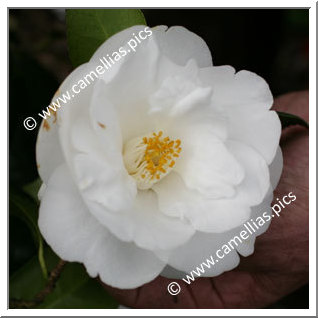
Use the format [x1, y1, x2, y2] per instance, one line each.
[10, 259, 67, 309]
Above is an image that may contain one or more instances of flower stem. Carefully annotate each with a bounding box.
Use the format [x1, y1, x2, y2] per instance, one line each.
[10, 259, 67, 309]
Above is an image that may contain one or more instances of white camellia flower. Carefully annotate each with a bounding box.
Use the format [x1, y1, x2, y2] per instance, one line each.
[37, 25, 283, 289]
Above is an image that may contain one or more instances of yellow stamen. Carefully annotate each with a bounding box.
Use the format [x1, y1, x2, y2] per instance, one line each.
[169, 160, 175, 168]
[123, 131, 182, 190]
[142, 131, 182, 181]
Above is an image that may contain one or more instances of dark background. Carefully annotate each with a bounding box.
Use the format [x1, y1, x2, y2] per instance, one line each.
[9, 9, 309, 308]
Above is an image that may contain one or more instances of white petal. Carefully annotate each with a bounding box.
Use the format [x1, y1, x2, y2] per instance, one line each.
[54, 43, 194, 251]
[152, 172, 188, 218]
[199, 66, 281, 163]
[250, 188, 274, 237]
[227, 110, 281, 165]
[234, 234, 256, 257]
[155, 139, 270, 234]
[200, 66, 273, 110]
[154, 172, 251, 233]
[226, 140, 270, 207]
[152, 26, 213, 67]
[37, 183, 46, 201]
[131, 190, 195, 250]
[166, 231, 240, 277]
[85, 230, 165, 289]
[160, 265, 186, 279]
[38, 164, 166, 289]
[91, 35, 161, 143]
[66, 80, 137, 214]
[236, 187, 275, 257]
[73, 153, 136, 213]
[148, 58, 228, 143]
[36, 117, 64, 184]
[64, 81, 195, 250]
[161, 189, 275, 278]
[149, 59, 212, 117]
[56, 65, 106, 186]
[36, 63, 89, 183]
[82, 187, 195, 251]
[90, 25, 148, 64]
[175, 130, 245, 199]
[160, 189, 276, 277]
[55, 72, 136, 220]
[269, 146, 283, 189]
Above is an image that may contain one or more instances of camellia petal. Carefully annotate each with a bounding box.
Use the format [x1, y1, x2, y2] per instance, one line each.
[175, 130, 245, 199]
[164, 230, 241, 278]
[152, 26, 213, 67]
[199, 66, 281, 164]
[78, 177, 195, 251]
[153, 172, 251, 232]
[36, 63, 89, 184]
[269, 146, 283, 189]
[38, 164, 166, 289]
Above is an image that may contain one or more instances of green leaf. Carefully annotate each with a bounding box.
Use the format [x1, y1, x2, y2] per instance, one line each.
[10, 248, 119, 309]
[23, 178, 42, 204]
[277, 111, 309, 129]
[10, 190, 39, 243]
[10, 247, 57, 301]
[66, 9, 146, 67]
[10, 189, 48, 279]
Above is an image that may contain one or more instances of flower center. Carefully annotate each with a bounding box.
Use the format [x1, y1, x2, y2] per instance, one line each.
[123, 131, 182, 190]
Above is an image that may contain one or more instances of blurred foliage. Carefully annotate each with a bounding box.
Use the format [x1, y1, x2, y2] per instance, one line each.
[66, 9, 146, 67]
[10, 248, 118, 309]
[9, 8, 309, 309]
[23, 178, 42, 204]
[9, 215, 37, 275]
[285, 10, 309, 31]
[10, 187, 47, 278]
[9, 179, 119, 308]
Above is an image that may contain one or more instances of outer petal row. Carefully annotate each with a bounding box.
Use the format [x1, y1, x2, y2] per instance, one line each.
[199, 66, 281, 164]
[38, 164, 166, 289]
[160, 146, 283, 278]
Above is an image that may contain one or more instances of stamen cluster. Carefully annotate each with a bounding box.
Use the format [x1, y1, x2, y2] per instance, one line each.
[142, 131, 182, 181]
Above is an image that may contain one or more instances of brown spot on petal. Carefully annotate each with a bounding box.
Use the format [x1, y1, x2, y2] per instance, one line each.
[36, 164, 40, 169]
[52, 111, 57, 123]
[98, 122, 106, 129]
[43, 120, 50, 131]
